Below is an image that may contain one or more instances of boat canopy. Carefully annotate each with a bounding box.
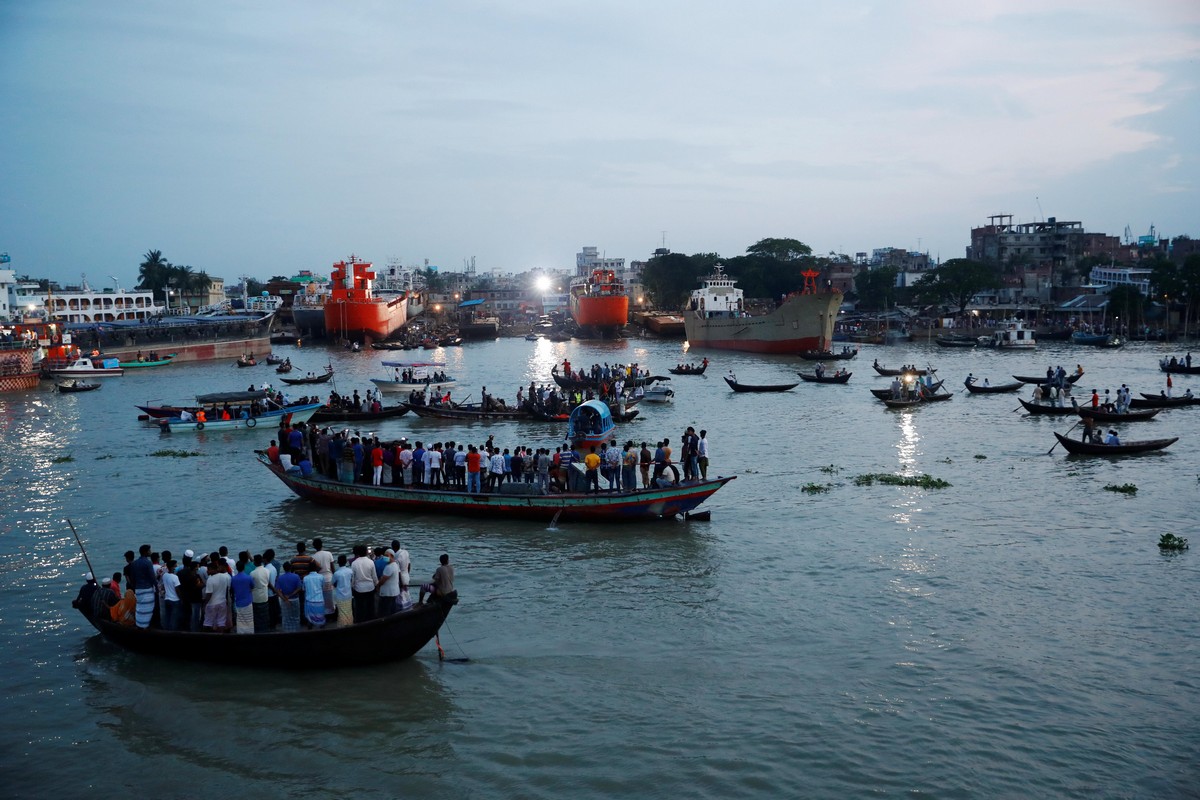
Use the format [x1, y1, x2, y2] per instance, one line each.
[566, 399, 615, 444]
[196, 390, 268, 404]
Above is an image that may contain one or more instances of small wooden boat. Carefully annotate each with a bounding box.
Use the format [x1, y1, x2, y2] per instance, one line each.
[258, 453, 736, 523]
[56, 379, 101, 392]
[77, 591, 453, 668]
[309, 404, 411, 424]
[919, 390, 954, 402]
[799, 347, 858, 361]
[797, 371, 852, 384]
[869, 380, 944, 400]
[1130, 393, 1200, 409]
[935, 335, 979, 348]
[1159, 359, 1200, 375]
[723, 376, 798, 393]
[280, 367, 334, 385]
[370, 341, 409, 351]
[275, 362, 294, 374]
[1012, 372, 1083, 385]
[882, 397, 923, 408]
[235, 355, 257, 367]
[963, 379, 1023, 394]
[1076, 406, 1161, 422]
[872, 362, 936, 377]
[668, 360, 708, 375]
[264, 354, 284, 365]
[1052, 431, 1178, 455]
[1018, 397, 1077, 416]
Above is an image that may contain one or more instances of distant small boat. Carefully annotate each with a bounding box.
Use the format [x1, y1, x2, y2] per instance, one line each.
[642, 386, 675, 403]
[56, 379, 101, 393]
[118, 354, 175, 369]
[798, 347, 857, 361]
[797, 371, 851, 384]
[1012, 372, 1084, 385]
[1158, 358, 1200, 375]
[1129, 393, 1200, 409]
[1076, 406, 1160, 422]
[1071, 331, 1123, 348]
[723, 376, 798, 393]
[1018, 398, 1077, 416]
[963, 379, 1023, 394]
[935, 335, 979, 348]
[235, 355, 257, 367]
[872, 362, 936, 377]
[279, 366, 334, 385]
[668, 360, 708, 375]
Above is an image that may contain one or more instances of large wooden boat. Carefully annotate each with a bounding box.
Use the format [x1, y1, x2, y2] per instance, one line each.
[76, 594, 453, 668]
[403, 401, 529, 421]
[569, 269, 629, 337]
[935, 335, 980, 348]
[1070, 331, 1123, 348]
[258, 453, 735, 522]
[324, 256, 407, 341]
[309, 404, 410, 424]
[723, 375, 798, 393]
[1159, 358, 1200, 375]
[963, 379, 1023, 394]
[797, 371, 852, 384]
[551, 368, 666, 390]
[1075, 406, 1161, 422]
[1052, 432, 1178, 455]
[1012, 372, 1084, 385]
[682, 265, 841, 354]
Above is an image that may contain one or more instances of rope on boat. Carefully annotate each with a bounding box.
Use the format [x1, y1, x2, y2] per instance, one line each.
[437, 621, 471, 663]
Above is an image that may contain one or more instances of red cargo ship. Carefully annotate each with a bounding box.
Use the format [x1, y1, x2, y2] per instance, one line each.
[569, 269, 629, 336]
[324, 256, 407, 341]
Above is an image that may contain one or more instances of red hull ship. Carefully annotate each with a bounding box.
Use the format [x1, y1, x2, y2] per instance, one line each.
[324, 256, 407, 341]
[570, 269, 629, 336]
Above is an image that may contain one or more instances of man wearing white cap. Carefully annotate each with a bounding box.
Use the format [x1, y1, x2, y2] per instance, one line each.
[376, 549, 400, 617]
[73, 572, 98, 614]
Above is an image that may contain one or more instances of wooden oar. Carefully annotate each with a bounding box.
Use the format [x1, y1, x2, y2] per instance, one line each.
[1047, 421, 1081, 454]
[67, 518, 97, 584]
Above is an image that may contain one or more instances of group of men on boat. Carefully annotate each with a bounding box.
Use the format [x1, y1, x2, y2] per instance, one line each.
[1080, 418, 1122, 446]
[264, 416, 712, 495]
[812, 363, 848, 378]
[392, 367, 450, 383]
[324, 388, 383, 414]
[553, 359, 650, 385]
[133, 350, 165, 362]
[1164, 353, 1193, 369]
[73, 540, 456, 634]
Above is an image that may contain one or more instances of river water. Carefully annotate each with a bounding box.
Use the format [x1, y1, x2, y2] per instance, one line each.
[1, 335, 1196, 798]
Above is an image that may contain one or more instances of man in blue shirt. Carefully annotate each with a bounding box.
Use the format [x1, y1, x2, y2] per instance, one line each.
[412, 442, 426, 486]
[130, 544, 156, 628]
[230, 561, 255, 634]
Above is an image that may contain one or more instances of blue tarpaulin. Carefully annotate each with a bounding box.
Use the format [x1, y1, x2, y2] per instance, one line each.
[458, 298, 486, 308]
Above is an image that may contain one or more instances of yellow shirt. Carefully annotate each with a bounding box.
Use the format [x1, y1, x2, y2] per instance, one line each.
[584, 453, 601, 470]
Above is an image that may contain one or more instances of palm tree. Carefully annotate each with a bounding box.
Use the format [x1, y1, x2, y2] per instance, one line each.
[138, 249, 171, 298]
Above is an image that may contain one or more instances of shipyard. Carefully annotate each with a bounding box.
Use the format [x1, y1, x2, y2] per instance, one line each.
[4, 3, 1200, 799]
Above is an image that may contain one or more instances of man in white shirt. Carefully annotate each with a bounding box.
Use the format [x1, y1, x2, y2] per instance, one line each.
[160, 561, 182, 631]
[697, 430, 710, 480]
[489, 449, 505, 491]
[426, 445, 443, 487]
[377, 550, 401, 617]
[250, 555, 272, 633]
[350, 544, 378, 622]
[310, 537, 335, 615]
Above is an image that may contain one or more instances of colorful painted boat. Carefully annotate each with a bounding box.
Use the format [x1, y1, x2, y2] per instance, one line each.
[258, 453, 735, 522]
[146, 403, 323, 431]
[44, 356, 124, 377]
[324, 256, 407, 340]
[76, 590, 452, 668]
[117, 353, 175, 368]
[682, 265, 841, 354]
[567, 399, 616, 445]
[569, 269, 629, 336]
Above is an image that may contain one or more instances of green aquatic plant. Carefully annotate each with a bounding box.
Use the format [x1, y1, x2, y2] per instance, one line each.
[852, 473, 951, 489]
[818, 465, 839, 475]
[1103, 483, 1138, 495]
[150, 449, 205, 458]
[801, 482, 830, 494]
[1158, 533, 1189, 551]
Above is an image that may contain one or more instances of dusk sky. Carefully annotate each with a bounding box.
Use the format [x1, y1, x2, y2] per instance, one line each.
[2, 1, 1198, 289]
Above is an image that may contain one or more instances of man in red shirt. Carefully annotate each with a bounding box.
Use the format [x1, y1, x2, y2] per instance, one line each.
[371, 439, 385, 485]
[266, 439, 281, 464]
[465, 445, 482, 493]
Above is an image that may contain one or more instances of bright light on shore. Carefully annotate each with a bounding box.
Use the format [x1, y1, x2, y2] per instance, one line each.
[535, 276, 552, 293]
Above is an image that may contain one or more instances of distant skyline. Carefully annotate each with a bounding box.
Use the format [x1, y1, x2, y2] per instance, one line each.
[2, 1, 1198, 288]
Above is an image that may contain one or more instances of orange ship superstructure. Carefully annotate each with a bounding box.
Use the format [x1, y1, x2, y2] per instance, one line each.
[569, 269, 629, 336]
[324, 256, 407, 341]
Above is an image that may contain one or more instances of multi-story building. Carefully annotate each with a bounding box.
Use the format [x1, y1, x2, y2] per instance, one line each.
[576, 246, 625, 278]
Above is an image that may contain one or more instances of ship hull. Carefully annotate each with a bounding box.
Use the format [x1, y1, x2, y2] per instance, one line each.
[325, 297, 407, 340]
[292, 305, 327, 335]
[570, 294, 629, 333]
[683, 292, 842, 354]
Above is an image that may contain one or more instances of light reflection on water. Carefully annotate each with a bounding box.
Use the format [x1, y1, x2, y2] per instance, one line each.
[0, 337, 1198, 797]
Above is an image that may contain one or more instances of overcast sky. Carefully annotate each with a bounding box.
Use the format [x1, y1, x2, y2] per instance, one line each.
[2, 1, 1198, 289]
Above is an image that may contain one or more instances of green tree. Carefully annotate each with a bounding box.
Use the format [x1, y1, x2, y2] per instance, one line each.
[853, 266, 899, 311]
[745, 237, 812, 263]
[1104, 285, 1146, 330]
[137, 249, 172, 297]
[911, 259, 1001, 315]
[641, 252, 700, 308]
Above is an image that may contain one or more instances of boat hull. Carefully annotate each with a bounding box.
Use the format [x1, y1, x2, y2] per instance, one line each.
[292, 305, 327, 335]
[78, 601, 451, 668]
[260, 455, 735, 522]
[570, 293, 629, 333]
[148, 404, 323, 431]
[1053, 432, 1177, 455]
[684, 292, 841, 354]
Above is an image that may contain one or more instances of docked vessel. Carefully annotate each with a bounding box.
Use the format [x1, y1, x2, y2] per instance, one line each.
[682, 265, 841, 354]
[290, 283, 328, 335]
[985, 320, 1036, 349]
[323, 257, 407, 341]
[0, 331, 41, 392]
[569, 269, 629, 337]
